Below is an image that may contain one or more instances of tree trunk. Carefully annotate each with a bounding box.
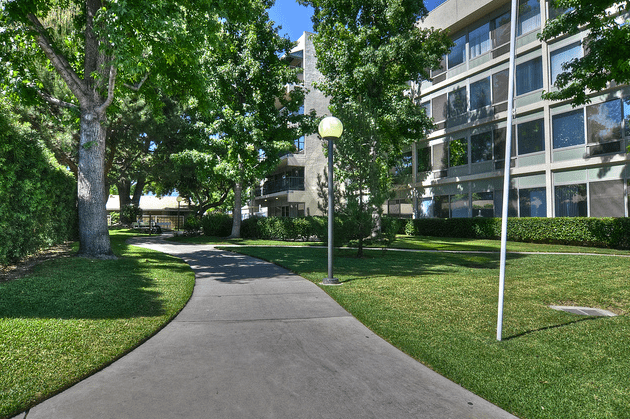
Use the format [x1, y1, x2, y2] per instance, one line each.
[77, 111, 115, 259]
[117, 178, 132, 224]
[229, 180, 242, 238]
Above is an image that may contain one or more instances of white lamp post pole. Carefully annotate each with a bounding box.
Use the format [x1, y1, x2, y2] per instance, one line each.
[176, 196, 183, 232]
[318, 116, 343, 285]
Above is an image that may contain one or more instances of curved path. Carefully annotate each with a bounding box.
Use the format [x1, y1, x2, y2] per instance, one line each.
[18, 236, 518, 419]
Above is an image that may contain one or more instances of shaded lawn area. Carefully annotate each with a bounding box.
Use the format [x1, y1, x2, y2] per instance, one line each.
[224, 245, 630, 419]
[0, 230, 195, 419]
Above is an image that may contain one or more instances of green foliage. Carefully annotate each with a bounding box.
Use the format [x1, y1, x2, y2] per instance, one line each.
[403, 217, 630, 249]
[183, 216, 202, 235]
[539, 0, 630, 105]
[120, 204, 142, 225]
[0, 103, 77, 265]
[200, 213, 233, 237]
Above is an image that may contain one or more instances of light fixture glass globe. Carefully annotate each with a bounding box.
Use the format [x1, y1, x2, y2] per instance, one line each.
[176, 196, 183, 202]
[318, 116, 343, 139]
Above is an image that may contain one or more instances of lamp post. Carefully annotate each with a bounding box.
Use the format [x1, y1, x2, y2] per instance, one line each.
[318, 116, 343, 285]
[176, 196, 183, 232]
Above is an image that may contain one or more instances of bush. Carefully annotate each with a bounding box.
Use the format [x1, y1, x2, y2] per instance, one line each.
[183, 216, 202, 235]
[200, 213, 232, 237]
[0, 103, 78, 265]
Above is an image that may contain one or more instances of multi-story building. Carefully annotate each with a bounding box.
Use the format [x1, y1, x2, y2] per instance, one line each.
[252, 32, 331, 217]
[390, 0, 630, 219]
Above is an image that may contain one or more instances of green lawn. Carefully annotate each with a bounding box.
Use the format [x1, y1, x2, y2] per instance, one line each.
[222, 240, 630, 419]
[0, 230, 195, 419]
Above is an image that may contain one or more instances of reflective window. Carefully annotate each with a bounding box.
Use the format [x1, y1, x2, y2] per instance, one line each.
[471, 132, 493, 163]
[492, 12, 511, 47]
[432, 56, 446, 77]
[516, 57, 543, 95]
[587, 99, 622, 144]
[553, 109, 584, 149]
[493, 126, 517, 160]
[470, 78, 491, 110]
[550, 43, 582, 85]
[448, 87, 467, 117]
[469, 23, 491, 59]
[417, 146, 431, 173]
[492, 69, 509, 103]
[472, 192, 495, 217]
[518, 0, 541, 35]
[517, 119, 545, 154]
[448, 35, 466, 68]
[449, 138, 468, 167]
[624, 97, 630, 137]
[555, 184, 587, 217]
[451, 194, 469, 218]
[519, 187, 547, 217]
[395, 151, 413, 178]
[434, 195, 450, 218]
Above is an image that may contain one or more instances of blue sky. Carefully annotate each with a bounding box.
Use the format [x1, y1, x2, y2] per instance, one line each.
[268, 0, 445, 42]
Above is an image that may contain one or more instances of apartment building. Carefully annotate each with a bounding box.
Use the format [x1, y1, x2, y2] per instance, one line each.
[252, 32, 331, 217]
[390, 0, 630, 219]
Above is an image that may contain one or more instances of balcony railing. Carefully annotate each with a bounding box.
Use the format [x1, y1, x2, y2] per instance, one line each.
[255, 176, 305, 197]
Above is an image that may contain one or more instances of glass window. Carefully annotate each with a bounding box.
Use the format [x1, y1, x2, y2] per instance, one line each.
[471, 132, 493, 163]
[470, 78, 491, 110]
[590, 180, 625, 217]
[495, 189, 519, 217]
[492, 12, 511, 47]
[553, 109, 584, 149]
[419, 198, 433, 218]
[449, 138, 468, 167]
[555, 184, 587, 217]
[395, 151, 413, 178]
[550, 43, 582, 85]
[432, 94, 447, 123]
[433, 143, 447, 172]
[434, 195, 450, 218]
[548, 0, 573, 20]
[586, 99, 623, 144]
[451, 194, 469, 218]
[493, 127, 517, 160]
[519, 187, 546, 217]
[420, 101, 431, 118]
[516, 57, 543, 96]
[448, 87, 467, 117]
[518, 0, 541, 35]
[448, 35, 466, 68]
[469, 23, 491, 59]
[472, 192, 495, 217]
[517, 119, 545, 154]
[492, 69, 509, 104]
[624, 97, 630, 137]
[295, 136, 304, 152]
[417, 146, 431, 173]
[432, 56, 446, 77]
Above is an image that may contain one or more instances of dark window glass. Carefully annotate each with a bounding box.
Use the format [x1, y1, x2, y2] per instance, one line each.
[449, 138, 468, 167]
[492, 69, 509, 103]
[471, 132, 493, 163]
[590, 180, 624, 217]
[586, 99, 622, 144]
[553, 109, 584, 149]
[432, 94, 448, 123]
[495, 189, 519, 217]
[417, 146, 431, 173]
[448, 87, 467, 117]
[492, 12, 511, 47]
[555, 184, 587, 217]
[432, 56, 446, 77]
[516, 57, 543, 95]
[519, 187, 546, 217]
[518, 0, 541, 35]
[517, 119, 545, 154]
[451, 194, 469, 218]
[494, 126, 516, 160]
[434, 195, 450, 218]
[470, 78, 491, 110]
[623, 97, 630, 137]
[472, 191, 494, 217]
[448, 35, 466, 68]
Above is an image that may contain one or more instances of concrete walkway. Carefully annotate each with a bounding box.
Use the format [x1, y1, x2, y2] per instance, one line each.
[17, 236, 518, 419]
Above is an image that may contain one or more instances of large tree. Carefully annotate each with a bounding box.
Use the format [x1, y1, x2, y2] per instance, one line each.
[0, 0, 248, 257]
[540, 0, 630, 105]
[301, 0, 451, 255]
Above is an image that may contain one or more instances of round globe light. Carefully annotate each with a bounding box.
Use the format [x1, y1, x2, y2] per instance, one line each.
[318, 116, 344, 139]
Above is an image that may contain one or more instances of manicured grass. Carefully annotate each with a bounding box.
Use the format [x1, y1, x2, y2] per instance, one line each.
[0, 230, 195, 419]
[223, 244, 630, 419]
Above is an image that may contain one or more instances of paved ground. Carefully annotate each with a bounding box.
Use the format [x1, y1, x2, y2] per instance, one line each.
[16, 236, 518, 419]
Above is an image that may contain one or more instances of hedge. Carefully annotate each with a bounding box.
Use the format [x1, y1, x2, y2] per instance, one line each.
[403, 217, 630, 249]
[200, 213, 233, 237]
[0, 104, 78, 265]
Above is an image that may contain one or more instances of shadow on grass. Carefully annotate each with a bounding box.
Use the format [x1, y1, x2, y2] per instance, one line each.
[504, 316, 602, 341]
[0, 240, 189, 320]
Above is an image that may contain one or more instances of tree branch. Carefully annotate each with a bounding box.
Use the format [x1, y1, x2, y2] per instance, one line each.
[123, 73, 150, 91]
[31, 85, 79, 109]
[96, 65, 117, 116]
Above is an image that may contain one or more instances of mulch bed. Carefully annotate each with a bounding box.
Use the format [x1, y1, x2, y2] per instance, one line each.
[0, 242, 76, 283]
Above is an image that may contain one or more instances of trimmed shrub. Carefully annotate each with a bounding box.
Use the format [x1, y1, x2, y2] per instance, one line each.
[183, 216, 202, 235]
[200, 213, 233, 237]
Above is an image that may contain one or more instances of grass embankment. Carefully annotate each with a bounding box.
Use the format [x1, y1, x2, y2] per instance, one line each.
[0, 230, 195, 419]
[219, 237, 629, 419]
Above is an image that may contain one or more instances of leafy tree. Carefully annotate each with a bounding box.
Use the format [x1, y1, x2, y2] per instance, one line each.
[301, 0, 451, 256]
[540, 0, 630, 105]
[0, 0, 250, 257]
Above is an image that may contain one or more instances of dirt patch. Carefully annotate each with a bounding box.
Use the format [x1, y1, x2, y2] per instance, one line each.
[0, 242, 76, 283]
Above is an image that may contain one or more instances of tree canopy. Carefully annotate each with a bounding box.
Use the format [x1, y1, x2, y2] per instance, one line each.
[540, 0, 630, 105]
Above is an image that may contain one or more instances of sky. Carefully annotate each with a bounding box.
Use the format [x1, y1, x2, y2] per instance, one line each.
[268, 0, 445, 42]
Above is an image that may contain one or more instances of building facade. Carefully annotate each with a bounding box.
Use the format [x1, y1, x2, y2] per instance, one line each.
[390, 0, 630, 219]
[252, 32, 331, 217]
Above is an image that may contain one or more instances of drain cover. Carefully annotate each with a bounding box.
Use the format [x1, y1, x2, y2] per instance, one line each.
[550, 305, 617, 317]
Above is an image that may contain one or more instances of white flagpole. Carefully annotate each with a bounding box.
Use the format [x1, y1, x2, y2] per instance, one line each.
[497, 0, 519, 341]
